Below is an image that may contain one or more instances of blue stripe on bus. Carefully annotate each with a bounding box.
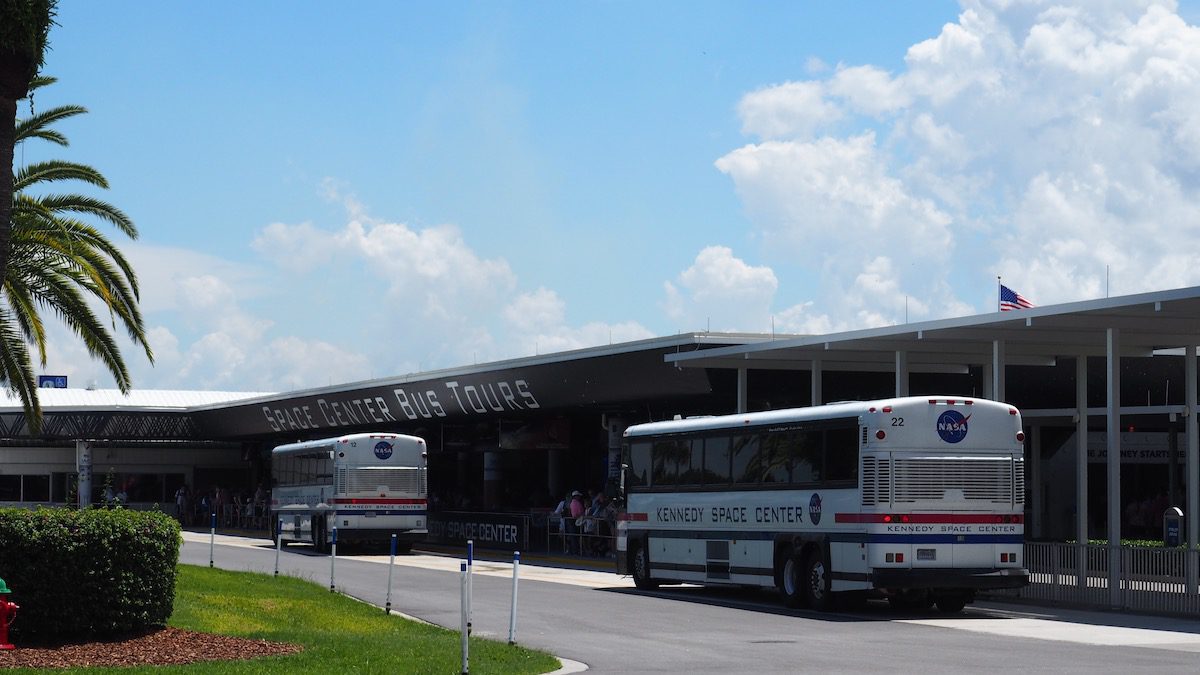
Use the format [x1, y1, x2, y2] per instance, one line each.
[637, 529, 1021, 545]
[867, 534, 1024, 545]
[334, 510, 428, 517]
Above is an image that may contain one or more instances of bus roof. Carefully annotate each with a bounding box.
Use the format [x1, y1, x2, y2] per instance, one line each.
[272, 432, 423, 454]
[623, 396, 1017, 438]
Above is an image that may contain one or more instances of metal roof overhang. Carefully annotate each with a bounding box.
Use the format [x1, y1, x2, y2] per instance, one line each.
[665, 286, 1200, 373]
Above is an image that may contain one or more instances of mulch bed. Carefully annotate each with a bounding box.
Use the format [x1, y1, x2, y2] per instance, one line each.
[0, 627, 302, 669]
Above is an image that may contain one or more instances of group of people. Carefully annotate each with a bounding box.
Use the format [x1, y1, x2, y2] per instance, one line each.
[173, 484, 268, 529]
[553, 488, 617, 556]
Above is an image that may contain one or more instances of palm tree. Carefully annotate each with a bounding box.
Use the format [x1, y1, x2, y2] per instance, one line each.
[6, 76, 152, 430]
[1, 0, 57, 285]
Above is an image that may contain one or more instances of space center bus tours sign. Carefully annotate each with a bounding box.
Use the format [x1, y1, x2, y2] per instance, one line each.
[426, 511, 530, 550]
[191, 342, 718, 439]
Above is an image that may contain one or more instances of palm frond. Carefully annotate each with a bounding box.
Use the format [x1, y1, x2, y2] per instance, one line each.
[15, 104, 87, 145]
[15, 160, 110, 191]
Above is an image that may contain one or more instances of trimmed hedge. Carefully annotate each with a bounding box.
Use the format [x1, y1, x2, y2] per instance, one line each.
[0, 507, 180, 639]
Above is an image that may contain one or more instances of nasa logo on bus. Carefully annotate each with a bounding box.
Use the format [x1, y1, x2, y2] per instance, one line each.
[936, 410, 970, 444]
[809, 493, 822, 525]
[373, 441, 394, 460]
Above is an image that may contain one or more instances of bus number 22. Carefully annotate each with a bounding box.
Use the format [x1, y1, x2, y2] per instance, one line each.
[891, 417, 904, 426]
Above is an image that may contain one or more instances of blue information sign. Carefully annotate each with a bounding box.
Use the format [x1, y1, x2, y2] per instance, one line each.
[37, 375, 68, 388]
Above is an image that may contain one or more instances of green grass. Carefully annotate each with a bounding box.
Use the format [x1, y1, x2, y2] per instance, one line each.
[9, 564, 560, 674]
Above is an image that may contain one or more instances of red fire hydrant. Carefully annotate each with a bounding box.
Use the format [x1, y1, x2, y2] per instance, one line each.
[0, 577, 17, 650]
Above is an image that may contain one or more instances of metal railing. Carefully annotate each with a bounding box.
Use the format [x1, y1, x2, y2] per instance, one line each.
[545, 516, 615, 559]
[1015, 542, 1200, 615]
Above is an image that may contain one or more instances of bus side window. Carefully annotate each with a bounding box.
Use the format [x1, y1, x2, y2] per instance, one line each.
[703, 435, 732, 485]
[732, 434, 761, 486]
[825, 426, 859, 482]
[761, 431, 791, 484]
[653, 439, 687, 488]
[628, 441, 651, 488]
[676, 437, 704, 486]
[792, 430, 821, 484]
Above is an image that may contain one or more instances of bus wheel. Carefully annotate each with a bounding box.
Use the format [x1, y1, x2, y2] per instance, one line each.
[804, 551, 834, 612]
[780, 555, 806, 608]
[935, 594, 968, 613]
[631, 542, 658, 590]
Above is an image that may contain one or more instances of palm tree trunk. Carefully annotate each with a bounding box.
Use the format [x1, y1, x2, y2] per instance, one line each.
[0, 93, 14, 286]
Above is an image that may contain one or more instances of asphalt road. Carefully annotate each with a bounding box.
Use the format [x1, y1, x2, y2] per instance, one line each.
[181, 531, 1200, 673]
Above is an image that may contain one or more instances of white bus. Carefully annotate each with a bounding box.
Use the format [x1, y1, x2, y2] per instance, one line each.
[616, 396, 1027, 612]
[271, 433, 428, 553]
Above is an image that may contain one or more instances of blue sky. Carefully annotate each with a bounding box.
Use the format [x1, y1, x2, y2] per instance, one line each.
[20, 1, 1200, 392]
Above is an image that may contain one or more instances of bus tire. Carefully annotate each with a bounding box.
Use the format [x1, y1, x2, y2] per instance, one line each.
[631, 541, 658, 590]
[780, 555, 806, 608]
[804, 550, 834, 612]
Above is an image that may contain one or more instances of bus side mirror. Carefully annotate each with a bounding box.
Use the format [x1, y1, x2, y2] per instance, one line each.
[618, 463, 628, 500]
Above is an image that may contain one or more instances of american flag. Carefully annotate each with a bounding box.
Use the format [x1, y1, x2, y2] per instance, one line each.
[999, 284, 1034, 311]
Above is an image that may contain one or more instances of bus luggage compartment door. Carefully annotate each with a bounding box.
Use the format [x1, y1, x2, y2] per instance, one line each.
[706, 540, 730, 580]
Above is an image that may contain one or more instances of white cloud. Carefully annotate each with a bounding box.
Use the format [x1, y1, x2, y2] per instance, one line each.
[503, 288, 654, 356]
[718, 0, 1200, 327]
[736, 81, 842, 140]
[664, 246, 779, 333]
[42, 187, 654, 392]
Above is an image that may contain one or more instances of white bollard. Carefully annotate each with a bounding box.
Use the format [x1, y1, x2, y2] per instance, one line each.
[209, 512, 216, 567]
[329, 526, 338, 592]
[508, 550, 521, 645]
[466, 539, 474, 636]
[385, 533, 397, 614]
[460, 561, 469, 675]
[274, 519, 282, 577]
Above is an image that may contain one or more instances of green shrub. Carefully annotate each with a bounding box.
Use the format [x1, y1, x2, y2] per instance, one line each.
[0, 506, 180, 640]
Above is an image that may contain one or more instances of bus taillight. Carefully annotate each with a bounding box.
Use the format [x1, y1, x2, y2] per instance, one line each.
[876, 430, 886, 440]
[1016, 431, 1026, 442]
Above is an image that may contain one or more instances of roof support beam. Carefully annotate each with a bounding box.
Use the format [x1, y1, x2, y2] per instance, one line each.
[1107, 327, 1122, 609]
[811, 360, 823, 406]
[992, 340, 1006, 402]
[737, 367, 748, 414]
[1188, 344, 1198, 590]
[1076, 355, 1089, 586]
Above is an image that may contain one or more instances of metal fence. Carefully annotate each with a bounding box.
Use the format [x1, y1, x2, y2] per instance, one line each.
[1013, 542, 1200, 615]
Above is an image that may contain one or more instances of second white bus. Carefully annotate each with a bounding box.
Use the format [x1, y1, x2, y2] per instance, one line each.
[616, 396, 1028, 612]
[271, 433, 428, 553]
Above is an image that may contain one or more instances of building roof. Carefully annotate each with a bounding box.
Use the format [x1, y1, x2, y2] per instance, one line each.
[0, 388, 274, 412]
[666, 286, 1200, 373]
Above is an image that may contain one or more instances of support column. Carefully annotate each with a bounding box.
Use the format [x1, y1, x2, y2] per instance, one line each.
[605, 417, 626, 486]
[548, 448, 565, 501]
[811, 360, 823, 406]
[993, 340, 1007, 402]
[1106, 328, 1122, 609]
[75, 440, 92, 508]
[1031, 425, 1043, 539]
[1076, 355, 1089, 587]
[737, 367, 748, 413]
[483, 449, 501, 510]
[983, 365, 994, 401]
[895, 351, 909, 397]
[1188, 344, 1198, 591]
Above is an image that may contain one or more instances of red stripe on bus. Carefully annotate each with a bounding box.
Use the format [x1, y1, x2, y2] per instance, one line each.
[329, 498, 427, 505]
[619, 512, 649, 522]
[835, 513, 1023, 524]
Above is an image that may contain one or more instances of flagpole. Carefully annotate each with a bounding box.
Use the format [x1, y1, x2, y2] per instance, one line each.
[997, 276, 1002, 312]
